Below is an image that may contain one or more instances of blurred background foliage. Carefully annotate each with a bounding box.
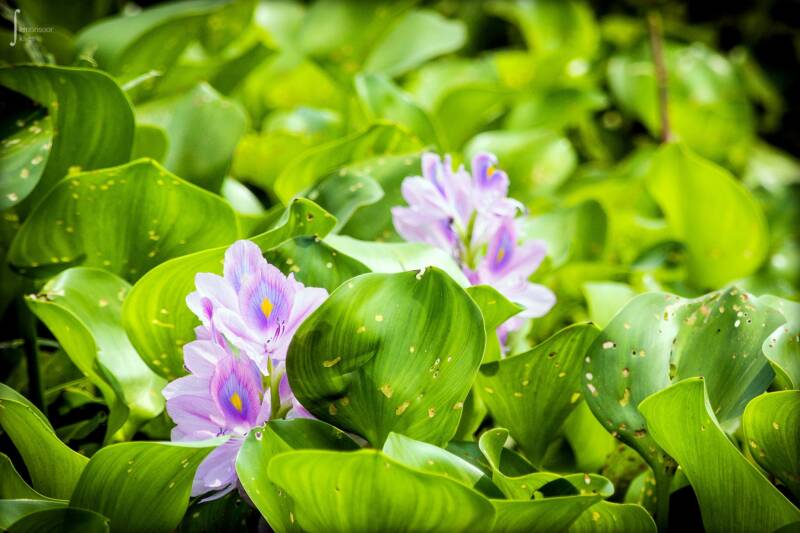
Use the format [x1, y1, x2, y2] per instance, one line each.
[0, 0, 798, 486]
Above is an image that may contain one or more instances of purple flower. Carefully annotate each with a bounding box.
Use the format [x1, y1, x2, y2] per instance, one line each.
[187, 240, 327, 374]
[166, 239, 328, 499]
[392, 152, 555, 345]
[163, 339, 270, 498]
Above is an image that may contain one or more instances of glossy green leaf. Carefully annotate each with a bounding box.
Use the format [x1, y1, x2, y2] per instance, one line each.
[274, 122, 421, 203]
[137, 83, 247, 191]
[382, 432, 502, 498]
[761, 296, 800, 389]
[9, 159, 238, 281]
[0, 452, 46, 499]
[355, 73, 440, 147]
[466, 285, 523, 363]
[268, 449, 496, 532]
[0, 383, 88, 499]
[265, 237, 369, 293]
[131, 124, 168, 163]
[7, 508, 109, 533]
[324, 234, 469, 286]
[568, 501, 656, 533]
[583, 288, 783, 522]
[0, 105, 51, 210]
[563, 402, 617, 473]
[287, 268, 485, 447]
[582, 282, 636, 329]
[477, 324, 599, 466]
[26, 268, 165, 440]
[0, 500, 66, 531]
[236, 419, 360, 532]
[640, 379, 800, 532]
[743, 391, 800, 500]
[363, 9, 466, 78]
[75, 0, 229, 78]
[70, 439, 224, 533]
[306, 171, 383, 232]
[0, 65, 134, 207]
[646, 143, 768, 288]
[123, 199, 335, 379]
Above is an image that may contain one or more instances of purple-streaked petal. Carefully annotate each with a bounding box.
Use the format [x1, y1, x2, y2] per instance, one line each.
[483, 218, 516, 275]
[191, 438, 243, 498]
[510, 282, 556, 318]
[392, 207, 458, 252]
[224, 240, 266, 292]
[471, 152, 509, 198]
[182, 340, 228, 376]
[166, 395, 221, 436]
[162, 374, 208, 400]
[401, 176, 451, 214]
[284, 285, 327, 336]
[238, 263, 295, 338]
[210, 355, 264, 430]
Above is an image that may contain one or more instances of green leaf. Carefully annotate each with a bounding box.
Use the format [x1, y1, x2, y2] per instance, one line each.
[464, 129, 577, 199]
[137, 83, 247, 191]
[743, 391, 800, 500]
[176, 491, 257, 533]
[478, 325, 599, 466]
[267, 449, 496, 532]
[568, 501, 656, 533]
[582, 282, 636, 329]
[123, 199, 336, 379]
[306, 171, 384, 233]
[639, 379, 800, 532]
[563, 402, 617, 473]
[131, 124, 168, 163]
[466, 285, 523, 363]
[583, 288, 783, 522]
[0, 104, 51, 210]
[324, 234, 469, 286]
[9, 159, 238, 282]
[265, 237, 369, 293]
[355, 73, 441, 147]
[0, 501, 67, 531]
[236, 419, 360, 532]
[287, 268, 485, 447]
[75, 0, 229, 78]
[646, 143, 768, 288]
[26, 268, 165, 441]
[760, 296, 800, 389]
[363, 9, 466, 77]
[1, 452, 47, 500]
[70, 439, 224, 533]
[0, 65, 134, 208]
[0, 383, 88, 499]
[382, 432, 502, 498]
[273, 122, 421, 204]
[7, 508, 109, 533]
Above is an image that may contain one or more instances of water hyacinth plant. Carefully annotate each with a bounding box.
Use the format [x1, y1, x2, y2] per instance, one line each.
[1, 1, 798, 532]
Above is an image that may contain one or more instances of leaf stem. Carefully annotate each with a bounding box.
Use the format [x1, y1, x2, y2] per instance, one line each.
[647, 11, 672, 143]
[17, 296, 46, 415]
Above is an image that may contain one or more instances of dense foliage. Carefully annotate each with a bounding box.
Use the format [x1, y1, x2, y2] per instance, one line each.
[1, 1, 798, 532]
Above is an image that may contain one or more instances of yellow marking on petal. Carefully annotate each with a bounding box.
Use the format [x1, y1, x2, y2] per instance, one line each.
[487, 165, 496, 176]
[261, 297, 273, 319]
[230, 392, 243, 412]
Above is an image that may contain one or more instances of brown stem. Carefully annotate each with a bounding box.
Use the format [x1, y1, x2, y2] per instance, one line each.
[647, 11, 672, 143]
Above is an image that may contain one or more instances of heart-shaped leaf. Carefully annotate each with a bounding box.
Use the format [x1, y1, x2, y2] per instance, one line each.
[466, 285, 523, 363]
[287, 268, 485, 447]
[267, 449, 495, 532]
[568, 501, 656, 533]
[123, 199, 335, 379]
[236, 419, 360, 532]
[0, 501, 67, 531]
[0, 65, 134, 208]
[639, 378, 800, 532]
[0, 383, 87, 499]
[9, 158, 238, 281]
[70, 439, 224, 533]
[26, 268, 165, 441]
[742, 391, 800, 500]
[0, 103, 51, 210]
[760, 296, 800, 389]
[1, 452, 47, 500]
[477, 324, 599, 466]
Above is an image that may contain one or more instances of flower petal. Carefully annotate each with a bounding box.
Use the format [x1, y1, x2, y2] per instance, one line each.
[224, 240, 266, 292]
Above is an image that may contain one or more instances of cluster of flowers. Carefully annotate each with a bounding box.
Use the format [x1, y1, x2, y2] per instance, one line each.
[392, 152, 555, 344]
[163, 240, 327, 499]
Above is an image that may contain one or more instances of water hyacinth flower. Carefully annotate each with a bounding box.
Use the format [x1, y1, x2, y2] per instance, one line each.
[165, 239, 327, 498]
[392, 152, 555, 344]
